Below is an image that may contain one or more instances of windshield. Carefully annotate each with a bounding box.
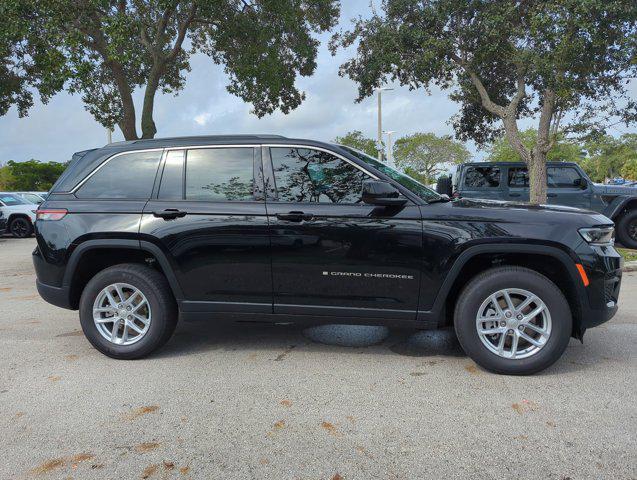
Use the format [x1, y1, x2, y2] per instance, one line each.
[0, 194, 28, 206]
[337, 145, 442, 202]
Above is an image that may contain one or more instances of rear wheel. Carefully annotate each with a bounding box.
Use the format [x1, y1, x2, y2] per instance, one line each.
[79, 264, 177, 359]
[454, 266, 571, 375]
[616, 209, 637, 249]
[9, 217, 33, 238]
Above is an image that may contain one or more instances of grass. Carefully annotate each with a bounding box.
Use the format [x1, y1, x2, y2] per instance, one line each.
[617, 247, 637, 262]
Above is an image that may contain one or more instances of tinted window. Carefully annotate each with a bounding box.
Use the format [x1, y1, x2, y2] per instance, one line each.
[271, 147, 368, 203]
[185, 148, 254, 201]
[76, 151, 161, 199]
[508, 167, 529, 187]
[0, 194, 28, 206]
[158, 150, 184, 199]
[548, 167, 581, 188]
[464, 167, 500, 188]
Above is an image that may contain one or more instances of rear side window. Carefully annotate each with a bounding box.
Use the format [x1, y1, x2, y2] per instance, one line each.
[464, 167, 500, 188]
[158, 150, 184, 199]
[508, 167, 529, 187]
[185, 148, 255, 201]
[76, 151, 161, 199]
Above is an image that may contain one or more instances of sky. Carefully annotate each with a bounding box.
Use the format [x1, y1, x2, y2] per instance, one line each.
[1, 0, 635, 165]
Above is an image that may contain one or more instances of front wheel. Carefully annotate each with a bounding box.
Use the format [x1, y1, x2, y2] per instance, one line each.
[79, 264, 177, 359]
[616, 210, 637, 249]
[9, 217, 33, 238]
[454, 266, 572, 375]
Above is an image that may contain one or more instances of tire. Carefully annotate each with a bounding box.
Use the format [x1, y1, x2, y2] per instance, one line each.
[9, 216, 33, 238]
[436, 175, 453, 196]
[616, 210, 637, 249]
[454, 266, 572, 375]
[79, 263, 177, 359]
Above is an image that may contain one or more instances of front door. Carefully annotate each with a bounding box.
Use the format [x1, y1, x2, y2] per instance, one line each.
[140, 146, 272, 313]
[546, 166, 591, 209]
[263, 145, 423, 320]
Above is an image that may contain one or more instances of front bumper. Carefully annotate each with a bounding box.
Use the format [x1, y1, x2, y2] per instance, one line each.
[36, 279, 73, 309]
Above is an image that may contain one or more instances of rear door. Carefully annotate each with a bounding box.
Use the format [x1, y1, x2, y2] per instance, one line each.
[507, 166, 531, 201]
[263, 145, 423, 319]
[140, 146, 272, 312]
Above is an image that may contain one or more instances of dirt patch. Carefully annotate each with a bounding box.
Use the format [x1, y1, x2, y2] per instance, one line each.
[123, 405, 160, 421]
[464, 364, 481, 375]
[280, 399, 292, 407]
[135, 442, 161, 453]
[179, 466, 191, 475]
[512, 400, 538, 414]
[29, 453, 94, 476]
[48, 375, 62, 382]
[321, 421, 340, 437]
[141, 464, 159, 479]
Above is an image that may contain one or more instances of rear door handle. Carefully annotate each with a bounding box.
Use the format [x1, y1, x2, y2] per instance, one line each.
[153, 209, 187, 220]
[276, 211, 313, 222]
[547, 193, 557, 198]
[509, 193, 521, 197]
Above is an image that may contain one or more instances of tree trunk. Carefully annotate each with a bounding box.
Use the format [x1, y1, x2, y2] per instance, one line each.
[528, 150, 548, 204]
[141, 68, 161, 139]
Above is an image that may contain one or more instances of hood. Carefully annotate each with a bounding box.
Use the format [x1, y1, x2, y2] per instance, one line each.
[445, 197, 612, 227]
[593, 184, 637, 196]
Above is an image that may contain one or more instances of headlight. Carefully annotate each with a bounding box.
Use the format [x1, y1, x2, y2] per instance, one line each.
[579, 227, 614, 245]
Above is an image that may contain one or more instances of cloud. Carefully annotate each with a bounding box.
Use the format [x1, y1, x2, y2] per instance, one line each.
[193, 112, 212, 126]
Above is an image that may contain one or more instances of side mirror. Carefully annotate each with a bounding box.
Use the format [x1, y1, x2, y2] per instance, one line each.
[574, 177, 588, 189]
[362, 180, 407, 207]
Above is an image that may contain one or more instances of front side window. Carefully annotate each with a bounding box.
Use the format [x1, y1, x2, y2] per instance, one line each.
[76, 151, 162, 199]
[508, 167, 529, 187]
[185, 148, 255, 201]
[547, 167, 582, 188]
[270, 147, 368, 204]
[464, 167, 500, 188]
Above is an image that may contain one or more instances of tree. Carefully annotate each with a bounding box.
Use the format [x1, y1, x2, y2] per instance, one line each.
[393, 133, 469, 183]
[3, 0, 339, 140]
[1, 160, 67, 190]
[334, 130, 379, 157]
[487, 129, 583, 164]
[579, 134, 637, 182]
[333, 0, 637, 203]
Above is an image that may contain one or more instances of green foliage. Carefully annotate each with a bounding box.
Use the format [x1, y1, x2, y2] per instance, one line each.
[334, 131, 380, 158]
[620, 159, 637, 181]
[487, 129, 584, 163]
[3, 1, 340, 139]
[582, 134, 637, 182]
[1, 160, 67, 190]
[333, 0, 637, 203]
[393, 133, 470, 183]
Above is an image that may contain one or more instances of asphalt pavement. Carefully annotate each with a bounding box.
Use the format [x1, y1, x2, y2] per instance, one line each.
[0, 237, 635, 479]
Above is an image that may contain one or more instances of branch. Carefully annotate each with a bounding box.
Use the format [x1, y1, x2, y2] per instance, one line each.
[450, 53, 506, 117]
[167, 4, 197, 62]
[537, 89, 557, 154]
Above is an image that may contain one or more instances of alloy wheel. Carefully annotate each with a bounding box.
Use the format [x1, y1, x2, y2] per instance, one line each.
[92, 283, 151, 346]
[10, 218, 29, 238]
[475, 288, 552, 359]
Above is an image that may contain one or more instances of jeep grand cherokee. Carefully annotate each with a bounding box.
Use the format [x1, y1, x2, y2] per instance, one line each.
[33, 135, 622, 374]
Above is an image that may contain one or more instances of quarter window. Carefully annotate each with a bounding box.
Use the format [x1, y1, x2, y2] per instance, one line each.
[270, 147, 368, 203]
[76, 151, 161, 199]
[464, 167, 501, 188]
[185, 148, 255, 201]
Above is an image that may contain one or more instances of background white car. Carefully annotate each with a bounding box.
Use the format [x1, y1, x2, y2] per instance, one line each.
[0, 193, 37, 238]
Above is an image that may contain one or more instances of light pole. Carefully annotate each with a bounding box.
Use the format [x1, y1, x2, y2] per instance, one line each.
[383, 130, 396, 167]
[376, 87, 393, 161]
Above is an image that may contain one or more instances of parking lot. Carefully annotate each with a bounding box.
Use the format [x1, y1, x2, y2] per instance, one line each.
[0, 236, 635, 479]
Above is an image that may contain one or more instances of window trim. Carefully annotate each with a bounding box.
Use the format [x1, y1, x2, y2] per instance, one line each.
[69, 147, 165, 194]
[463, 166, 502, 189]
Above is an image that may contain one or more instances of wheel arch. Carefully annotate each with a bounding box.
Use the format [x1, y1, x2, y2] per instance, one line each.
[606, 196, 637, 221]
[63, 239, 183, 309]
[433, 243, 587, 338]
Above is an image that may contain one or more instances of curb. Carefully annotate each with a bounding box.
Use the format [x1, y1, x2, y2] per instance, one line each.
[623, 261, 637, 272]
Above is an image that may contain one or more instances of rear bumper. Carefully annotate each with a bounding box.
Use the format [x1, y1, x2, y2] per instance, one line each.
[36, 279, 73, 310]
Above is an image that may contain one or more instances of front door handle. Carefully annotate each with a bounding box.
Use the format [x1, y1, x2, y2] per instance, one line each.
[509, 193, 521, 197]
[153, 209, 187, 220]
[276, 211, 313, 222]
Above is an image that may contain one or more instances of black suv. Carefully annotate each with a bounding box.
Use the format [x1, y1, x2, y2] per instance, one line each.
[440, 162, 637, 248]
[34, 135, 621, 374]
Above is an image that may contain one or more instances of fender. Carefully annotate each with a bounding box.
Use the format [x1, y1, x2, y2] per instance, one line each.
[604, 196, 637, 220]
[419, 243, 587, 326]
[62, 238, 184, 302]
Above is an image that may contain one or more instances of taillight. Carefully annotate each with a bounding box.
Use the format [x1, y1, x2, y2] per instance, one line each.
[36, 209, 68, 221]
